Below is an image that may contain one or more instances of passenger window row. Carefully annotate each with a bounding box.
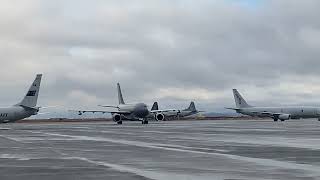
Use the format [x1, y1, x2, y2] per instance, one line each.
[0, 113, 8, 117]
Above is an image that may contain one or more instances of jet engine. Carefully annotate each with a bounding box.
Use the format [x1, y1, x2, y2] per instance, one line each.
[112, 113, 122, 122]
[278, 114, 291, 121]
[155, 113, 165, 121]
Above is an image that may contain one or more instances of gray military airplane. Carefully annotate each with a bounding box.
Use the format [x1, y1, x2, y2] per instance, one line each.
[77, 83, 174, 124]
[0, 74, 42, 123]
[227, 89, 320, 122]
[151, 102, 203, 121]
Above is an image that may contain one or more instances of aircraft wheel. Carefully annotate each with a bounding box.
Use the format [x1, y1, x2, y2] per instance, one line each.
[273, 118, 278, 122]
[142, 120, 148, 124]
[318, 118, 320, 121]
[280, 119, 285, 122]
[117, 121, 123, 125]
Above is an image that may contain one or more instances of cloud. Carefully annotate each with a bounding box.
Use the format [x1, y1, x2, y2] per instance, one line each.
[0, 0, 320, 115]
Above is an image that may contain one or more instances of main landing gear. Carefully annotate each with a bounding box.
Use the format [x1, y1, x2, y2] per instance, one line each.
[273, 118, 285, 122]
[142, 120, 149, 124]
[117, 121, 123, 125]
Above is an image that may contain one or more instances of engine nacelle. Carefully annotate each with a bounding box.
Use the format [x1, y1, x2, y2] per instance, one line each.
[155, 113, 165, 121]
[278, 114, 291, 120]
[112, 113, 122, 122]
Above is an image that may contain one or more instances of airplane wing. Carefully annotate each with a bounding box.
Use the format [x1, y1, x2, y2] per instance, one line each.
[225, 107, 290, 120]
[150, 109, 180, 114]
[69, 110, 131, 115]
[260, 111, 273, 115]
[260, 112, 282, 116]
[248, 111, 287, 119]
[98, 105, 119, 108]
[225, 108, 278, 116]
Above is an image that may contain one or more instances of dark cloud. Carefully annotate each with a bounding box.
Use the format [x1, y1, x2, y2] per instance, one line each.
[0, 0, 320, 114]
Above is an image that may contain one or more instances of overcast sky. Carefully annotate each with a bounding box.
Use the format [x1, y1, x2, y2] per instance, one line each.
[1, 0, 320, 115]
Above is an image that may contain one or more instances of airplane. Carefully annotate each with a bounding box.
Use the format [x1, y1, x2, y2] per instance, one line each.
[150, 102, 203, 120]
[0, 74, 42, 123]
[226, 89, 320, 122]
[77, 83, 175, 124]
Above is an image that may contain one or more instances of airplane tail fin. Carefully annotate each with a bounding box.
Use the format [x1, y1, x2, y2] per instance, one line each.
[184, 102, 197, 112]
[17, 74, 42, 108]
[233, 89, 251, 108]
[151, 102, 159, 111]
[117, 83, 125, 105]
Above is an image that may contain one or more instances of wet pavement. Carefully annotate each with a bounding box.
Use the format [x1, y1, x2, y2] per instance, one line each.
[0, 119, 319, 180]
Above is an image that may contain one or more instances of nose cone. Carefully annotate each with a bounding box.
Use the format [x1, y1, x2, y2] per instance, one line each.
[134, 103, 149, 118]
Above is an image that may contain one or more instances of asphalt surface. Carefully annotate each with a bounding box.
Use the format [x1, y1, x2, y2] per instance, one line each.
[0, 119, 320, 180]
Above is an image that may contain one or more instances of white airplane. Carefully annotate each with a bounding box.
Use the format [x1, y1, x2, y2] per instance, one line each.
[77, 83, 175, 124]
[150, 102, 203, 121]
[0, 74, 42, 123]
[227, 89, 320, 122]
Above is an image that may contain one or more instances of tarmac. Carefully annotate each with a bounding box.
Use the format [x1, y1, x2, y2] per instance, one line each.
[0, 119, 320, 180]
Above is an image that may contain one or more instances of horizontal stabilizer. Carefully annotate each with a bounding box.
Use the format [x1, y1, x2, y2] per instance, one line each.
[37, 105, 59, 109]
[20, 105, 39, 111]
[225, 107, 241, 110]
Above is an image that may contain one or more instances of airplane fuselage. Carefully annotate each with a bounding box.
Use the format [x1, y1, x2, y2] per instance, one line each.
[0, 106, 37, 123]
[158, 110, 198, 120]
[179, 110, 197, 117]
[164, 110, 196, 117]
[117, 103, 149, 119]
[238, 106, 320, 119]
